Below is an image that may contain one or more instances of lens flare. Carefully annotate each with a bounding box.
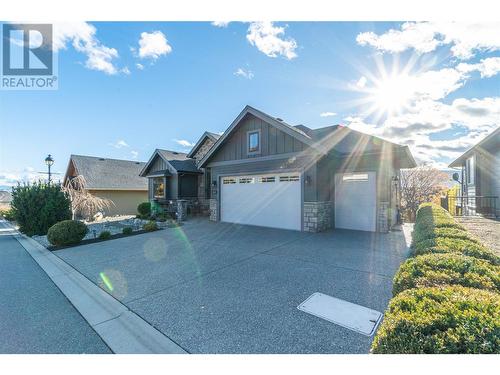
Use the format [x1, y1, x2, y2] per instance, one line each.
[99, 272, 113, 292]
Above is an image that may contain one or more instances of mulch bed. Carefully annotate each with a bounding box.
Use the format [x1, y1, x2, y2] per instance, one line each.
[48, 228, 167, 251]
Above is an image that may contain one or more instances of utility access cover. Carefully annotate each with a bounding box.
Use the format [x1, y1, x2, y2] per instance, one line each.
[297, 292, 382, 336]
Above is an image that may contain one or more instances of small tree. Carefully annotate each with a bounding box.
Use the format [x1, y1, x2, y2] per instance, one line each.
[62, 175, 114, 221]
[400, 165, 449, 222]
[10, 181, 72, 236]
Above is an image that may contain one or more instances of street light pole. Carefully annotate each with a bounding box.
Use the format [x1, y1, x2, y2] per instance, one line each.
[44, 154, 54, 183]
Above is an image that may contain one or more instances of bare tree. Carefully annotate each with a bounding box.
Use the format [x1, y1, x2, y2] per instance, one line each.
[400, 165, 449, 222]
[62, 175, 114, 221]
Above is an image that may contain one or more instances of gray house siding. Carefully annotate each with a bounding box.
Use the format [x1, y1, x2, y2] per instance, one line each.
[211, 114, 306, 162]
[144, 154, 179, 199]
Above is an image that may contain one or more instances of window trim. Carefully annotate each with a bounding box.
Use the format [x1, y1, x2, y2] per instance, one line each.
[342, 173, 369, 182]
[466, 156, 475, 185]
[247, 130, 261, 155]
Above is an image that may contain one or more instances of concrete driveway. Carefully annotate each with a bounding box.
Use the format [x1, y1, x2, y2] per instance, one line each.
[55, 219, 412, 353]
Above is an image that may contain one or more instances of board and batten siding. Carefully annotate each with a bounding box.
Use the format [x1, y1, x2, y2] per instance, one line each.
[211, 114, 306, 163]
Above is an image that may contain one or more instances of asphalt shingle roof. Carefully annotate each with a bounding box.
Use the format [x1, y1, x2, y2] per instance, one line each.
[70, 155, 148, 190]
[156, 149, 200, 173]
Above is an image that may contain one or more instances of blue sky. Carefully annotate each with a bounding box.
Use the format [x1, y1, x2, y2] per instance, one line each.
[1, 21, 499, 189]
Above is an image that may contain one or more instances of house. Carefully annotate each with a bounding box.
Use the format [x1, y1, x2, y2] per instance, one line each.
[63, 155, 148, 216]
[139, 132, 221, 216]
[449, 126, 500, 217]
[198, 105, 416, 232]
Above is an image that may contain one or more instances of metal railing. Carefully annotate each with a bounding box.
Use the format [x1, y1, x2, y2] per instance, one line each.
[441, 195, 498, 217]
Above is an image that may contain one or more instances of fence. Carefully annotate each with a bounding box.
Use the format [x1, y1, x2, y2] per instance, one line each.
[441, 194, 498, 218]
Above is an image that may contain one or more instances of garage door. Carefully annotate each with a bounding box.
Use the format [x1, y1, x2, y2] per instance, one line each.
[335, 172, 376, 232]
[220, 173, 301, 230]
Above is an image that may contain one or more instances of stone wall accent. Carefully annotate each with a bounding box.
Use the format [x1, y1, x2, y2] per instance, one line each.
[303, 201, 332, 232]
[209, 199, 218, 221]
[378, 201, 389, 232]
[193, 138, 216, 163]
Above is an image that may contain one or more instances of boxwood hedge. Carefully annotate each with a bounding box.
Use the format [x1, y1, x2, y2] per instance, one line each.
[413, 237, 500, 265]
[371, 286, 500, 354]
[412, 226, 480, 246]
[393, 253, 500, 295]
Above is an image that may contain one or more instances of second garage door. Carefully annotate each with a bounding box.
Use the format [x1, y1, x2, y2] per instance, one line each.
[220, 173, 301, 230]
[335, 172, 377, 232]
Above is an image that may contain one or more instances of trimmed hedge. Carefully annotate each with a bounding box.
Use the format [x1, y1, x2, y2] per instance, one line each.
[393, 253, 500, 295]
[47, 220, 88, 246]
[371, 286, 500, 354]
[414, 237, 500, 265]
[413, 226, 479, 246]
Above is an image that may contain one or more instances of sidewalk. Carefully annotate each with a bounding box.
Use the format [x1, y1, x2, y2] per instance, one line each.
[0, 219, 111, 354]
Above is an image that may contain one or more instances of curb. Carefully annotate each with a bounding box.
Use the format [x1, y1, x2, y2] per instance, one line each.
[9, 222, 187, 354]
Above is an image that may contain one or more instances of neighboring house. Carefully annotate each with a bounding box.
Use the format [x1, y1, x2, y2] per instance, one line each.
[0, 190, 12, 210]
[449, 126, 500, 217]
[63, 155, 148, 216]
[198, 105, 416, 233]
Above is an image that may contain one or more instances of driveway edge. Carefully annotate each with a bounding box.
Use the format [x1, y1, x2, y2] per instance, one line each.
[11, 225, 187, 354]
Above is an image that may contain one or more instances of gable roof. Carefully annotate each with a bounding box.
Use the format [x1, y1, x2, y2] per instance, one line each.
[449, 126, 500, 168]
[186, 131, 221, 159]
[65, 155, 148, 191]
[198, 105, 416, 168]
[139, 149, 200, 177]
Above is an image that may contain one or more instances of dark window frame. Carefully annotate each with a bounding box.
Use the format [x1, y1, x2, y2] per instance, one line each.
[152, 177, 165, 199]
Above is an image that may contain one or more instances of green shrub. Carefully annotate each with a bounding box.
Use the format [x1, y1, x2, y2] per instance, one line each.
[98, 230, 111, 240]
[47, 220, 88, 246]
[143, 220, 158, 232]
[122, 226, 133, 235]
[412, 226, 479, 245]
[137, 202, 151, 217]
[371, 286, 500, 353]
[393, 253, 500, 295]
[414, 237, 500, 265]
[11, 182, 72, 236]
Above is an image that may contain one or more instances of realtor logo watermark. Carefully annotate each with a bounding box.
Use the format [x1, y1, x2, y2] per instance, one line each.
[1, 23, 58, 90]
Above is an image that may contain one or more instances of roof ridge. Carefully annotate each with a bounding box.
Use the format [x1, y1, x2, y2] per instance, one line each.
[71, 154, 146, 163]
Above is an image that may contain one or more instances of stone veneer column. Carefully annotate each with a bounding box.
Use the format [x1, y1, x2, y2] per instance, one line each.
[209, 199, 218, 221]
[303, 201, 332, 232]
[377, 201, 389, 232]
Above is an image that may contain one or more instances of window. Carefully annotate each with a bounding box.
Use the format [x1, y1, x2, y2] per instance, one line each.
[223, 178, 236, 184]
[239, 177, 255, 184]
[259, 176, 275, 183]
[279, 175, 300, 182]
[342, 173, 368, 182]
[248, 131, 260, 154]
[152, 177, 165, 198]
[466, 157, 475, 185]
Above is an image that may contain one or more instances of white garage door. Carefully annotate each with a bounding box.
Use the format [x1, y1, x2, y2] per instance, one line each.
[335, 172, 376, 232]
[220, 173, 301, 230]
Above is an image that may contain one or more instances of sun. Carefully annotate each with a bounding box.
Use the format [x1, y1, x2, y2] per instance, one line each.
[371, 73, 413, 115]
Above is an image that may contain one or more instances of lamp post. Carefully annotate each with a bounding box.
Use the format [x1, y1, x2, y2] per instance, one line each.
[44, 154, 54, 183]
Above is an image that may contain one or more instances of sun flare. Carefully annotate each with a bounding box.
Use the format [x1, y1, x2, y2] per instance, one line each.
[372, 74, 413, 115]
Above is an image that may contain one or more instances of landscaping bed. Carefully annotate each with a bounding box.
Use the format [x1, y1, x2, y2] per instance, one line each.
[372, 203, 500, 353]
[47, 227, 166, 251]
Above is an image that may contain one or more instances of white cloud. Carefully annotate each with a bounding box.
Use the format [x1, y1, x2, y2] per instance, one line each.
[0, 167, 41, 187]
[320, 112, 337, 117]
[357, 76, 367, 88]
[53, 22, 120, 75]
[211, 21, 229, 28]
[456, 57, 500, 78]
[234, 68, 254, 79]
[174, 139, 194, 148]
[246, 22, 297, 60]
[131, 150, 139, 159]
[121, 66, 131, 75]
[109, 139, 129, 149]
[356, 22, 500, 60]
[344, 97, 500, 165]
[137, 31, 172, 60]
[136, 63, 144, 70]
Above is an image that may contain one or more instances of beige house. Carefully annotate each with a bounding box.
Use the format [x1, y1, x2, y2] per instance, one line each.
[63, 155, 148, 216]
